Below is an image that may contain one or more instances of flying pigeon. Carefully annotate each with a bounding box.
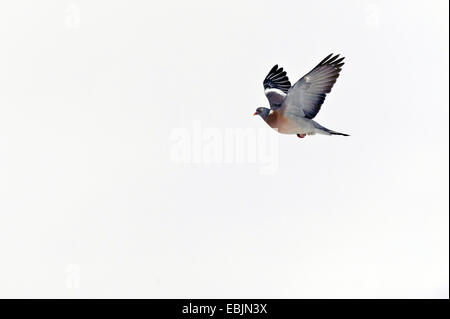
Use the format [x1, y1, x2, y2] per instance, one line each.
[254, 54, 349, 138]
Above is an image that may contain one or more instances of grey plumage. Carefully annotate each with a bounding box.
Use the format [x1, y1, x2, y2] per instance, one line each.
[282, 53, 345, 120]
[312, 120, 349, 136]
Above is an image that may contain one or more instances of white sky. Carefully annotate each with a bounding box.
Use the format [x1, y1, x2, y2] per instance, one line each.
[0, 0, 448, 298]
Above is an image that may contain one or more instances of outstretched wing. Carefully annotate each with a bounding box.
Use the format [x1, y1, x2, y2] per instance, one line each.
[263, 65, 291, 109]
[281, 54, 345, 119]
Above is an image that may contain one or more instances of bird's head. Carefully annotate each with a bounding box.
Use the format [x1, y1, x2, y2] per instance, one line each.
[253, 107, 270, 120]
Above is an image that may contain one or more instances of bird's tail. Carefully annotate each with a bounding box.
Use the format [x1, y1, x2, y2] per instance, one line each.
[312, 121, 350, 136]
[327, 130, 350, 136]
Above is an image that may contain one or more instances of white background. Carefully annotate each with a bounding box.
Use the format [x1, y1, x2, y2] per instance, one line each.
[0, 0, 448, 298]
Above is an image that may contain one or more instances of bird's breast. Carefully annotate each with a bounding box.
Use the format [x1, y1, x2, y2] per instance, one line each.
[266, 110, 300, 134]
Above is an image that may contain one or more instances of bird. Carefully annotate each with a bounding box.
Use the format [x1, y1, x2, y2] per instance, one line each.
[254, 53, 349, 138]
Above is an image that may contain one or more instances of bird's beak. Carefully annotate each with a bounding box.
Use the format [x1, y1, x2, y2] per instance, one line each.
[253, 112, 258, 116]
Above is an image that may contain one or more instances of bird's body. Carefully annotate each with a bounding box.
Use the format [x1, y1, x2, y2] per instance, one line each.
[254, 54, 349, 138]
[266, 110, 316, 135]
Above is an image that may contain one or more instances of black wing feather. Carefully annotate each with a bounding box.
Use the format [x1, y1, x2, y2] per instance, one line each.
[263, 64, 291, 94]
